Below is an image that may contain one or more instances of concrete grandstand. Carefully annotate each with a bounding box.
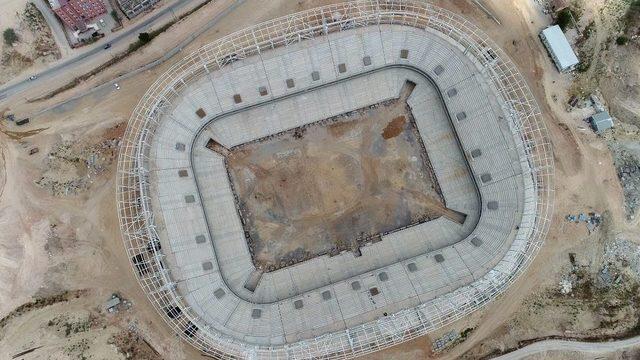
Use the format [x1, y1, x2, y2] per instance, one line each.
[116, 1, 554, 359]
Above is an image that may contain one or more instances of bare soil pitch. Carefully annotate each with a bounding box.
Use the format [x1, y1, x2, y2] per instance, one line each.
[223, 82, 463, 272]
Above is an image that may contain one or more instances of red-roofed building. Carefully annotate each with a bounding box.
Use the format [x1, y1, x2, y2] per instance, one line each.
[49, 0, 107, 32]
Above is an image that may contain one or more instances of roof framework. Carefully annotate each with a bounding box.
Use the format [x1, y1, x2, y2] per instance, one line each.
[116, 1, 554, 359]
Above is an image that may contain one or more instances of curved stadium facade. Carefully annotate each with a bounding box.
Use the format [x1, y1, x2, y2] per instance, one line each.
[116, 1, 554, 359]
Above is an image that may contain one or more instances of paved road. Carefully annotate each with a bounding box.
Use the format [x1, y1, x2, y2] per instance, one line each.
[495, 337, 640, 359]
[0, 0, 200, 101]
[31, 0, 245, 116]
[31, 0, 72, 57]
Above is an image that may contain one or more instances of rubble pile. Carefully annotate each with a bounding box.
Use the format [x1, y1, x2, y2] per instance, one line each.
[564, 212, 602, 233]
[612, 147, 640, 219]
[432, 330, 460, 353]
[35, 138, 120, 196]
[603, 237, 640, 279]
[559, 275, 573, 294]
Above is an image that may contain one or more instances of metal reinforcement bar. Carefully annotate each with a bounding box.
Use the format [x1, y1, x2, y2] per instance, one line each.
[116, 1, 554, 359]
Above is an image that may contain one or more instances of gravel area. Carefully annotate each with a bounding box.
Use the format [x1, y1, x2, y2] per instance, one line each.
[603, 237, 640, 279]
[611, 146, 640, 220]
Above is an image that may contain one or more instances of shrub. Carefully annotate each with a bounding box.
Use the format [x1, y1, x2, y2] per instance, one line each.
[110, 10, 120, 23]
[556, 9, 574, 30]
[3, 28, 18, 46]
[624, 1, 640, 32]
[616, 36, 630, 45]
[138, 32, 151, 44]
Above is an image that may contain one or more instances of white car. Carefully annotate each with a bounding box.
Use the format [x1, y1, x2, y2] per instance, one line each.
[114, 83, 120, 90]
[28, 75, 37, 81]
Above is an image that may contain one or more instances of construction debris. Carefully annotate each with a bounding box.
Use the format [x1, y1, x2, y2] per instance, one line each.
[105, 294, 121, 313]
[565, 212, 602, 233]
[35, 137, 120, 196]
[603, 238, 640, 279]
[432, 330, 460, 352]
[612, 147, 640, 219]
[559, 276, 573, 294]
[104, 293, 132, 314]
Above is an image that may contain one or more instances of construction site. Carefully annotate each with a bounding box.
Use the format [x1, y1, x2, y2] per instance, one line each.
[220, 81, 454, 271]
[116, 1, 551, 357]
[1, 0, 640, 359]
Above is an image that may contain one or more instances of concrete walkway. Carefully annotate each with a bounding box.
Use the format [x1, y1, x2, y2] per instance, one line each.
[495, 337, 640, 359]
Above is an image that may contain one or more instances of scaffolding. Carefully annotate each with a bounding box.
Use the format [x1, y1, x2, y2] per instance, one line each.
[116, 1, 554, 359]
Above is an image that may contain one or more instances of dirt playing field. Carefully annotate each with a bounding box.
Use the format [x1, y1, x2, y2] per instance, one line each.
[223, 82, 461, 271]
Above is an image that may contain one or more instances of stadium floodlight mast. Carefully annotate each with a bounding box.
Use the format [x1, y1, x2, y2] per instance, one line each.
[117, 1, 554, 359]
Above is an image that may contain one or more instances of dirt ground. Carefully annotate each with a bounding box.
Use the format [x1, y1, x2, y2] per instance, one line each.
[362, 0, 640, 359]
[0, 0, 638, 359]
[224, 82, 453, 271]
[0, 2, 61, 86]
[0, 290, 163, 359]
[564, 0, 640, 127]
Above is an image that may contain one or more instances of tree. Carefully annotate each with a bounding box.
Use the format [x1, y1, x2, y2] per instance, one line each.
[138, 32, 151, 44]
[556, 9, 574, 31]
[3, 28, 18, 46]
[110, 10, 121, 24]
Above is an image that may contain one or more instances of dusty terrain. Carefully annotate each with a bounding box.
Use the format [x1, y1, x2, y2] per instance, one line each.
[224, 82, 453, 271]
[364, 0, 640, 359]
[565, 0, 640, 127]
[0, 290, 162, 360]
[0, 2, 354, 359]
[0, 0, 637, 359]
[0, 1, 60, 85]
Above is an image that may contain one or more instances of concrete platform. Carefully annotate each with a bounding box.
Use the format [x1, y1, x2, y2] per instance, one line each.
[118, 3, 552, 358]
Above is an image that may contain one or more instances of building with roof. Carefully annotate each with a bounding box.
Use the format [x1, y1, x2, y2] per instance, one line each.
[540, 25, 580, 72]
[116, 0, 159, 19]
[49, 0, 107, 31]
[589, 111, 614, 134]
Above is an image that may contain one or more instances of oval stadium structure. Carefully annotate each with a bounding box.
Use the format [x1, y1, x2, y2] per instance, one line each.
[116, 1, 554, 359]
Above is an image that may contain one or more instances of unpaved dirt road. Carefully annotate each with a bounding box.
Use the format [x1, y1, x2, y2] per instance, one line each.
[495, 337, 640, 359]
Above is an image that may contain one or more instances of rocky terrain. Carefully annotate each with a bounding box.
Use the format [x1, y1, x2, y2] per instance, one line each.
[34, 123, 123, 196]
[612, 143, 640, 219]
[0, 3, 61, 85]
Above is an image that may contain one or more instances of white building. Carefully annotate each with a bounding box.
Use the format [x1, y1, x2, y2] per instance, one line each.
[589, 111, 614, 134]
[540, 25, 580, 72]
